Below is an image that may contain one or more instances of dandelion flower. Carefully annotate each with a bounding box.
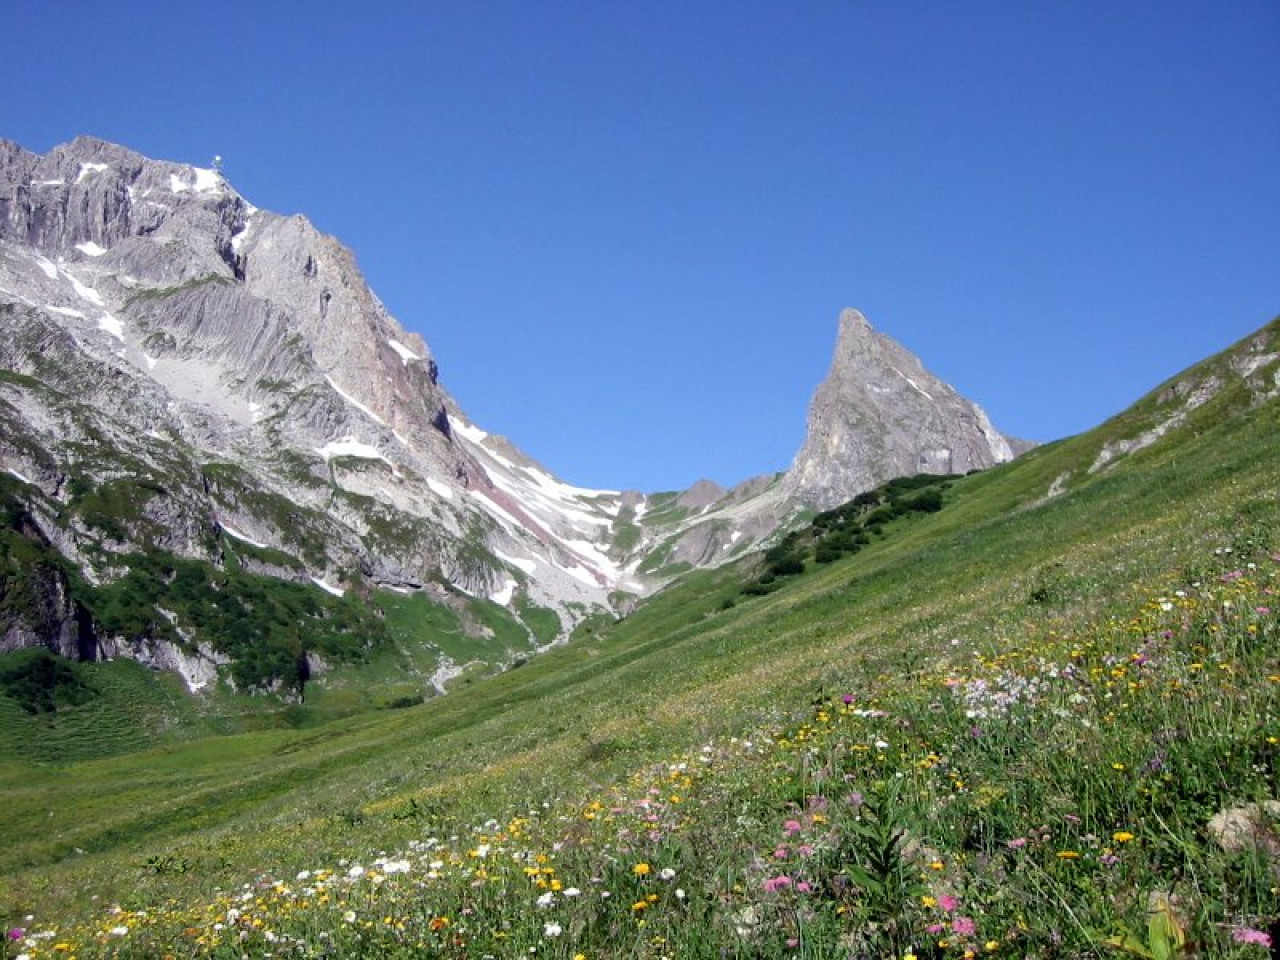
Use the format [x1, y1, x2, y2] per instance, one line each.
[1112, 831, 1135, 843]
[632, 863, 651, 876]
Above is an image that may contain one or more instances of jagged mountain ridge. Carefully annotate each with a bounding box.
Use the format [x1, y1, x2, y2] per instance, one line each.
[0, 136, 1024, 693]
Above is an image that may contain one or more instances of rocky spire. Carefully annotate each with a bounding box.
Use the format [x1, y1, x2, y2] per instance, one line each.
[782, 308, 1018, 508]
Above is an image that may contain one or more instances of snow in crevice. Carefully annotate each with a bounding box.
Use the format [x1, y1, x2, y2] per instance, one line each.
[494, 548, 538, 575]
[315, 436, 392, 464]
[326, 375, 387, 425]
[230, 215, 255, 254]
[75, 162, 109, 183]
[44, 305, 85, 319]
[310, 576, 345, 597]
[62, 268, 104, 306]
[449, 416, 488, 445]
[387, 339, 421, 364]
[6, 468, 32, 484]
[220, 522, 268, 549]
[75, 241, 107, 257]
[490, 579, 518, 606]
[889, 364, 933, 401]
[142, 353, 158, 370]
[169, 167, 222, 194]
[34, 256, 58, 280]
[97, 313, 125, 341]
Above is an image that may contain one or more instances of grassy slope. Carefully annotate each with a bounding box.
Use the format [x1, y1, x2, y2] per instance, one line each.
[0, 319, 1277, 957]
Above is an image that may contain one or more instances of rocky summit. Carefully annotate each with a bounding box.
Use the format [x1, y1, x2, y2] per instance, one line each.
[784, 308, 1025, 509]
[0, 137, 1026, 694]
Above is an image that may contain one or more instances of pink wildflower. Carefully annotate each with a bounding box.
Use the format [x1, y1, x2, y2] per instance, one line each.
[938, 894, 958, 912]
[1232, 928, 1272, 947]
[783, 820, 804, 835]
[763, 875, 792, 893]
[951, 916, 977, 937]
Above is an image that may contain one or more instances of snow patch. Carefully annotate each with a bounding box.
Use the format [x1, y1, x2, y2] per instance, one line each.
[315, 437, 389, 462]
[230, 215, 255, 253]
[426, 476, 454, 501]
[75, 241, 107, 257]
[310, 576, 345, 597]
[387, 339, 421, 364]
[34, 256, 58, 280]
[142, 353, 157, 370]
[220, 523, 268, 549]
[45, 305, 85, 318]
[889, 365, 933, 401]
[33, 178, 65, 187]
[448, 416, 488, 444]
[192, 167, 221, 191]
[494, 549, 538, 575]
[64, 271, 104, 306]
[6, 468, 32, 484]
[490, 579, 518, 606]
[326, 376, 387, 425]
[169, 167, 222, 194]
[75, 162, 109, 183]
[97, 313, 125, 342]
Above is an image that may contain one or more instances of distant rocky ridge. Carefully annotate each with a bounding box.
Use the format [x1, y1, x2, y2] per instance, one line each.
[0, 136, 1025, 693]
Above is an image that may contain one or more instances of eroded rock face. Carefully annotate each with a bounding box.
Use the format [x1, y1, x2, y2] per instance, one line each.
[783, 309, 1020, 509]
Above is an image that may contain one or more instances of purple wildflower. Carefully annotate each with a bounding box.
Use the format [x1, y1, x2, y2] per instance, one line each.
[1232, 928, 1272, 947]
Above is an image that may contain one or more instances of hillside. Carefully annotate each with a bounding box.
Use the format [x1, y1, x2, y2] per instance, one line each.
[0, 317, 1275, 956]
[0, 138, 1021, 694]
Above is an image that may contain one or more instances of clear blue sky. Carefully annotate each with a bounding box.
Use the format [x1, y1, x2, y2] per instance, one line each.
[8, 2, 1278, 491]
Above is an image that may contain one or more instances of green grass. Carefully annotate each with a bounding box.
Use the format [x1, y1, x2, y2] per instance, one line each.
[0, 319, 1277, 957]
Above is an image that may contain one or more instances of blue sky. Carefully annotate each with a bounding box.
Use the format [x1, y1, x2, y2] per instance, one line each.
[8, 2, 1278, 491]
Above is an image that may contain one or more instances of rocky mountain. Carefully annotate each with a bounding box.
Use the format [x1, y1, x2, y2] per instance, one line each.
[784, 308, 1025, 508]
[0, 136, 1025, 696]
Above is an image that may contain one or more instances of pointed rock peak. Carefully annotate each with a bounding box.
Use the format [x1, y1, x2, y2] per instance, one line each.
[783, 307, 1023, 508]
[838, 307, 872, 337]
[832, 307, 893, 363]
